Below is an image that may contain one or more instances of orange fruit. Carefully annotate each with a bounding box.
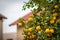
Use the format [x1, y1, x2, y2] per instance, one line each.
[23, 28, 28, 32]
[53, 16, 56, 20]
[28, 28, 33, 32]
[31, 34, 36, 38]
[30, 34, 36, 38]
[54, 5, 59, 9]
[45, 28, 50, 33]
[36, 26, 41, 31]
[50, 29, 54, 33]
[50, 19, 54, 24]
[28, 17, 33, 22]
[28, 32, 31, 36]
[18, 23, 22, 27]
[53, 13, 58, 17]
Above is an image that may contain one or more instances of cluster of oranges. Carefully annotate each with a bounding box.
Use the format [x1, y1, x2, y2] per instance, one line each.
[23, 26, 41, 32]
[50, 12, 58, 24]
[18, 5, 59, 39]
[45, 28, 54, 36]
[23, 26, 41, 39]
[17, 17, 33, 27]
[23, 28, 36, 39]
[50, 5, 59, 24]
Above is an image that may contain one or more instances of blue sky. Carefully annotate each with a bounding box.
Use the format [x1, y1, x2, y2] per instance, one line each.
[0, 0, 31, 33]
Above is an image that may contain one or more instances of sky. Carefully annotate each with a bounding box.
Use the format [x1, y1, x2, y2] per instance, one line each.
[0, 0, 31, 33]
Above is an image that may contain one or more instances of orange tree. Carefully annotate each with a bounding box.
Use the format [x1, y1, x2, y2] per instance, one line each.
[18, 0, 60, 40]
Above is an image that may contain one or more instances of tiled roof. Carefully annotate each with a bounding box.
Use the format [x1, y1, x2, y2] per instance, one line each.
[9, 12, 32, 26]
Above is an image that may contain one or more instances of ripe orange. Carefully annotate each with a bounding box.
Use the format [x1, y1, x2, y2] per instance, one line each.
[28, 17, 33, 22]
[23, 28, 28, 32]
[30, 34, 36, 39]
[18, 23, 22, 27]
[31, 34, 36, 38]
[53, 16, 56, 20]
[53, 13, 58, 17]
[54, 5, 59, 9]
[36, 26, 41, 31]
[50, 29, 54, 33]
[45, 28, 50, 33]
[28, 32, 31, 36]
[50, 19, 54, 24]
[28, 28, 33, 32]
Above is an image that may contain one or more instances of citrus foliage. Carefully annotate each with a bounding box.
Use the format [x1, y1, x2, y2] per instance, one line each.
[18, 0, 60, 40]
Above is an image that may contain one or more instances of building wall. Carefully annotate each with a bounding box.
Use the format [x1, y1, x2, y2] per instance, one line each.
[17, 27, 24, 40]
[3, 27, 24, 40]
[0, 20, 3, 40]
[3, 33, 17, 40]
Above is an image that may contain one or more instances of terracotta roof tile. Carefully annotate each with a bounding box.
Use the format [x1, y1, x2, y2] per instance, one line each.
[9, 12, 32, 26]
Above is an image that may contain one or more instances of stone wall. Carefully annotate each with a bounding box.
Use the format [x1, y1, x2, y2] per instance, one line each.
[3, 33, 17, 40]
